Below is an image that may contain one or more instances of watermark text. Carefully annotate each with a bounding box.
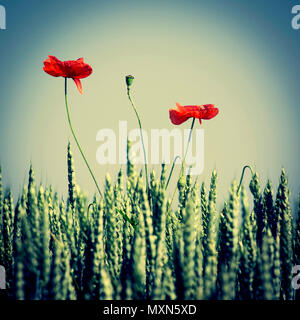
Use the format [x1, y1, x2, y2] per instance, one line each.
[96, 121, 204, 175]
[0, 5, 6, 30]
[292, 265, 300, 290]
[0, 265, 6, 289]
[292, 5, 300, 30]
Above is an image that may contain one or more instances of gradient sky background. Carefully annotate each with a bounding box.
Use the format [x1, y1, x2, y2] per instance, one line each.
[0, 0, 299, 208]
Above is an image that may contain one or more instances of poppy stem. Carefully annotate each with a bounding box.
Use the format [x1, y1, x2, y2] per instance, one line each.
[64, 78, 103, 199]
[181, 117, 196, 175]
[126, 86, 149, 194]
[237, 165, 254, 195]
[165, 155, 181, 190]
[167, 117, 195, 210]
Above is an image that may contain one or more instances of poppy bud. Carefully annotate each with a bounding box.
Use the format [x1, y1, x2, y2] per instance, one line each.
[126, 75, 134, 87]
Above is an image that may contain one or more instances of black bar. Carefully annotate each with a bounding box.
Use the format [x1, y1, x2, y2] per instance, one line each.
[0, 300, 299, 319]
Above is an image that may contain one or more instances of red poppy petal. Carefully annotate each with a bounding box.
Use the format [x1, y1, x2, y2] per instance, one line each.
[48, 55, 66, 70]
[43, 62, 65, 77]
[43, 56, 67, 77]
[169, 109, 189, 125]
[182, 105, 201, 118]
[43, 56, 93, 80]
[170, 102, 219, 125]
[73, 78, 83, 94]
[200, 107, 219, 120]
[62, 59, 93, 79]
[43, 65, 61, 77]
[47, 56, 58, 63]
[71, 63, 93, 79]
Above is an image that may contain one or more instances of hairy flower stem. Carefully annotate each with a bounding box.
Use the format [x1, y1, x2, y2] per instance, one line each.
[64, 78, 103, 198]
[237, 165, 254, 195]
[126, 86, 149, 194]
[167, 118, 195, 210]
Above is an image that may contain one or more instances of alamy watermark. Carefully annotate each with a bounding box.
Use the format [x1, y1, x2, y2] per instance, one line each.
[96, 121, 205, 175]
[0, 5, 6, 30]
[0, 265, 5, 289]
[292, 5, 300, 30]
[292, 265, 300, 290]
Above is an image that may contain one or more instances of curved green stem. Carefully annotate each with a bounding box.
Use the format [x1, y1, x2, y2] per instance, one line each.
[127, 87, 149, 193]
[64, 78, 103, 198]
[167, 118, 195, 211]
[165, 155, 181, 190]
[237, 165, 254, 195]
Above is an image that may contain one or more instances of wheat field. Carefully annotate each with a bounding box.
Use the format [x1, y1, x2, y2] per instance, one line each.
[0, 141, 299, 300]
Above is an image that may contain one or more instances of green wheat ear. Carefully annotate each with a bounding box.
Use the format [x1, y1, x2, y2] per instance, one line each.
[67, 142, 77, 212]
[239, 186, 256, 300]
[218, 181, 239, 300]
[275, 168, 293, 300]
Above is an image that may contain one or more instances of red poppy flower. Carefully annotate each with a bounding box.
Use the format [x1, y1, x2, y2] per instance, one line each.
[169, 102, 219, 125]
[43, 55, 93, 94]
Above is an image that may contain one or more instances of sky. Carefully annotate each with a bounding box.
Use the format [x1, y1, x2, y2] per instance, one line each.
[0, 0, 299, 207]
